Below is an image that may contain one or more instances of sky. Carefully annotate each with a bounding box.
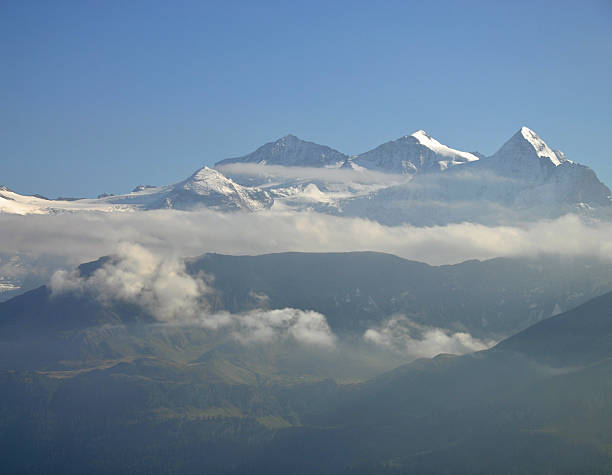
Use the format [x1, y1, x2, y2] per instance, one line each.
[1, 0, 611, 198]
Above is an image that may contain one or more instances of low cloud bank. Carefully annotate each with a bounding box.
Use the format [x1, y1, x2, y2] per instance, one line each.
[5, 205, 610, 366]
[364, 316, 495, 358]
[2, 210, 612, 268]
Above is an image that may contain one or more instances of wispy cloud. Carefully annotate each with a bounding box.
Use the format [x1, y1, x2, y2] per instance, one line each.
[50, 243, 336, 348]
[217, 163, 408, 185]
[363, 315, 495, 358]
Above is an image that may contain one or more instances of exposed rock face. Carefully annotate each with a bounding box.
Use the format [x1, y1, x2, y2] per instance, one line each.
[216, 134, 348, 168]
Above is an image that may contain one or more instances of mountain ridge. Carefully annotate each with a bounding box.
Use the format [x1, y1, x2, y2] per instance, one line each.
[1, 127, 610, 224]
[215, 134, 348, 168]
[345, 129, 480, 174]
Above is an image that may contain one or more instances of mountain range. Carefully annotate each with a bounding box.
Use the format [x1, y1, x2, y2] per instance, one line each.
[0, 166, 273, 214]
[3, 251, 612, 367]
[1, 127, 610, 225]
[1, 250, 612, 473]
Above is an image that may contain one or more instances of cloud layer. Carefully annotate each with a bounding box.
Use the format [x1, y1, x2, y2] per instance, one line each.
[4, 207, 612, 357]
[2, 210, 612, 268]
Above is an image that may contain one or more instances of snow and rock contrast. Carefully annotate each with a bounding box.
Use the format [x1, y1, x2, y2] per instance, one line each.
[338, 127, 611, 225]
[1, 126, 610, 224]
[0, 168, 272, 215]
[146, 166, 273, 211]
[215, 134, 348, 168]
[346, 130, 480, 174]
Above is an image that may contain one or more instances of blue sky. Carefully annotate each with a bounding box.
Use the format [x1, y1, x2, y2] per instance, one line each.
[1, 0, 611, 197]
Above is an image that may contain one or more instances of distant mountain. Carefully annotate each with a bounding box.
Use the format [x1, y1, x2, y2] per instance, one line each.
[213, 130, 482, 180]
[142, 166, 273, 211]
[462, 127, 612, 207]
[189, 252, 612, 338]
[0, 167, 273, 215]
[347, 129, 480, 174]
[215, 134, 348, 168]
[214, 131, 480, 175]
[493, 126, 567, 167]
[339, 127, 612, 225]
[3, 252, 612, 358]
[2, 127, 610, 224]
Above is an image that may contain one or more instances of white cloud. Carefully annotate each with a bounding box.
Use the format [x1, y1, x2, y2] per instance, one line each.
[50, 243, 211, 321]
[2, 210, 612, 269]
[363, 315, 495, 358]
[217, 163, 408, 185]
[230, 308, 336, 348]
[50, 244, 336, 348]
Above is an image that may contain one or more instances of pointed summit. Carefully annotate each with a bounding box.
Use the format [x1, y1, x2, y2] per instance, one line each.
[410, 129, 440, 143]
[412, 129, 432, 139]
[186, 166, 235, 190]
[494, 127, 562, 166]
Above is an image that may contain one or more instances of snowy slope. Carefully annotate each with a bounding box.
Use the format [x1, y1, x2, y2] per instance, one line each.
[511, 126, 565, 166]
[338, 127, 612, 225]
[1, 126, 610, 223]
[145, 167, 273, 211]
[215, 131, 479, 210]
[462, 127, 610, 206]
[0, 168, 272, 215]
[347, 130, 479, 174]
[0, 186, 137, 215]
[474, 126, 564, 182]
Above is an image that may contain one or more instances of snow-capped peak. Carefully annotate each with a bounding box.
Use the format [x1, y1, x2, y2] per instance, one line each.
[184, 166, 238, 193]
[499, 126, 562, 166]
[161, 166, 273, 211]
[349, 130, 480, 174]
[409, 130, 480, 162]
[411, 129, 433, 141]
